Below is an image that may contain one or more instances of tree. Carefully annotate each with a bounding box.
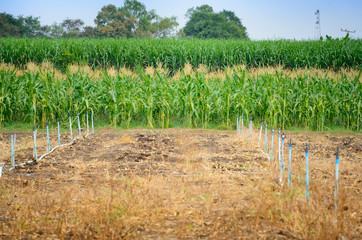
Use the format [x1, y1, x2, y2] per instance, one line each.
[61, 18, 84, 37]
[0, 12, 21, 37]
[185, 4, 214, 18]
[98, 17, 137, 38]
[81, 26, 98, 38]
[49, 23, 65, 38]
[152, 16, 179, 38]
[183, 5, 248, 39]
[17, 15, 42, 37]
[0, 13, 42, 37]
[95, 4, 125, 27]
[94, 0, 178, 38]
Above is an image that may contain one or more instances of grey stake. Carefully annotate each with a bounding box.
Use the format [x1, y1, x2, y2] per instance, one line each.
[46, 121, 50, 151]
[77, 113, 81, 137]
[258, 122, 263, 147]
[265, 123, 268, 151]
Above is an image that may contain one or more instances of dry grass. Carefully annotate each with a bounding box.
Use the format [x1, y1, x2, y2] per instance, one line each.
[1, 62, 360, 83]
[0, 129, 360, 239]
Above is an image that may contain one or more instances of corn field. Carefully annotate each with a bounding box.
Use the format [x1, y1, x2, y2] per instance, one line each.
[0, 38, 361, 72]
[0, 65, 360, 131]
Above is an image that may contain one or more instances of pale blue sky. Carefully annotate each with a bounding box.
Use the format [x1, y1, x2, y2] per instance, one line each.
[1, 0, 361, 40]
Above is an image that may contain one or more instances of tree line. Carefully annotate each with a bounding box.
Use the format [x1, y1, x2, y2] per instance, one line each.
[0, 1, 248, 39]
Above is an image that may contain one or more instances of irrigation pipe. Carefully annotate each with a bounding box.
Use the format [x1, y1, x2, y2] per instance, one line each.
[38, 136, 81, 161]
[2, 130, 94, 176]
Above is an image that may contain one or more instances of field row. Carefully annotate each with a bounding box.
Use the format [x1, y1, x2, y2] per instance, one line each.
[1, 65, 360, 131]
[1, 38, 361, 72]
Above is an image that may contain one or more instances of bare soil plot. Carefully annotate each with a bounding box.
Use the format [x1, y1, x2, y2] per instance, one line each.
[0, 129, 361, 239]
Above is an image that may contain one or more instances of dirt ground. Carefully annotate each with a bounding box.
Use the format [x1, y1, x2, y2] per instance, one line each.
[0, 128, 361, 239]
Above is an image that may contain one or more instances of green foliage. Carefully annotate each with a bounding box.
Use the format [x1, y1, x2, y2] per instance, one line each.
[183, 5, 248, 39]
[0, 38, 361, 72]
[61, 19, 84, 38]
[358, 50, 362, 70]
[0, 13, 42, 37]
[0, 0, 178, 39]
[0, 68, 361, 131]
[95, 1, 178, 38]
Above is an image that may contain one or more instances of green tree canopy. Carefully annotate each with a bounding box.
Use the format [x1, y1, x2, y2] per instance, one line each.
[61, 18, 84, 37]
[95, 0, 178, 38]
[0, 12, 42, 37]
[183, 5, 248, 39]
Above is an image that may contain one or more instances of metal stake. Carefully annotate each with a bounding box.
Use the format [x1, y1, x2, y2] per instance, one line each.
[249, 117, 252, 141]
[46, 121, 50, 151]
[304, 143, 311, 201]
[69, 114, 73, 141]
[280, 132, 286, 182]
[258, 122, 263, 147]
[241, 115, 244, 136]
[33, 126, 37, 160]
[0, 162, 4, 177]
[77, 113, 81, 137]
[335, 146, 340, 211]
[11, 130, 15, 169]
[237, 115, 239, 134]
[87, 111, 89, 134]
[91, 112, 94, 134]
[288, 138, 294, 186]
[265, 123, 268, 151]
[57, 119, 61, 146]
[278, 129, 281, 165]
[271, 129, 274, 161]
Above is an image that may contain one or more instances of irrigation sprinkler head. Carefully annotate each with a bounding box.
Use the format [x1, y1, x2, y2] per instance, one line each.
[303, 143, 310, 153]
[261, 122, 263, 126]
[46, 120, 49, 126]
[77, 113, 80, 117]
[265, 123, 268, 128]
[278, 129, 281, 134]
[282, 132, 286, 139]
[288, 138, 294, 146]
[335, 146, 340, 158]
[32, 125, 37, 132]
[272, 129, 274, 133]
[250, 116, 253, 121]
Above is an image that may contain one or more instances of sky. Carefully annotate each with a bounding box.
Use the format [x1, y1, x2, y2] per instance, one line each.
[1, 0, 361, 40]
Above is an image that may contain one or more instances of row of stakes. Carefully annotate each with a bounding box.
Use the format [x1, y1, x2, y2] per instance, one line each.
[0, 114, 341, 210]
[0, 112, 95, 177]
[237, 115, 340, 209]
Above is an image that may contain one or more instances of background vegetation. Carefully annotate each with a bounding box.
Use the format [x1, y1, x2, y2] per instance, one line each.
[0, 1, 247, 39]
[0, 64, 360, 131]
[0, 38, 361, 72]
